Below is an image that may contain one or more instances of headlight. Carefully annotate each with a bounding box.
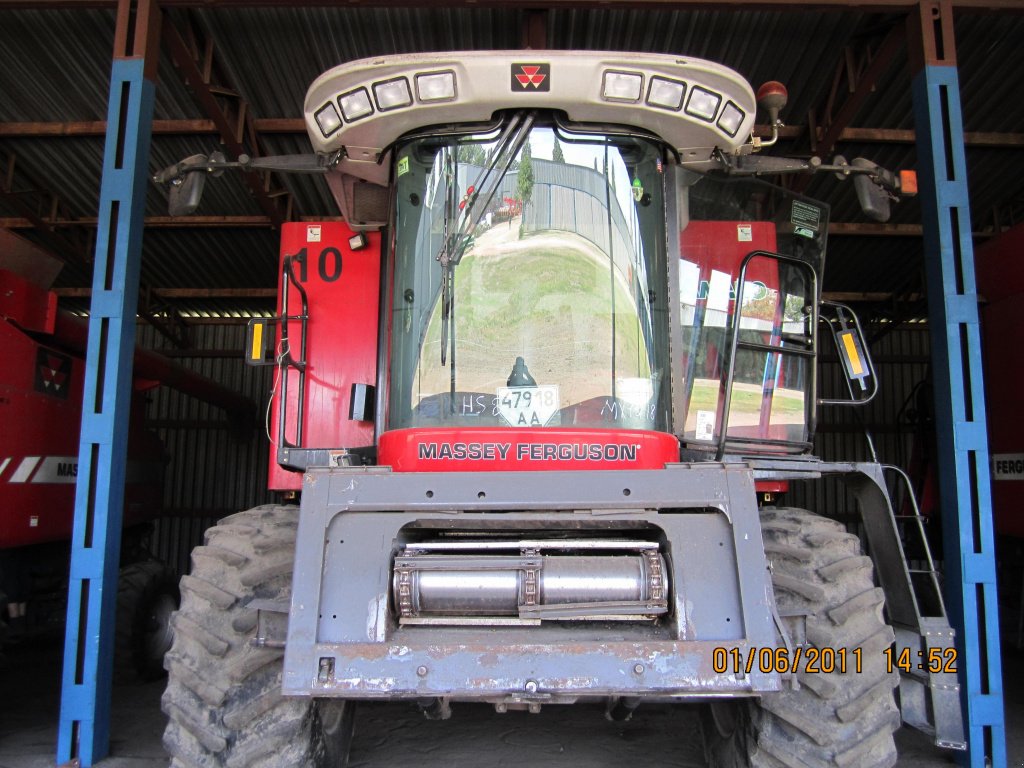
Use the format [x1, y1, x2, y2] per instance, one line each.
[685, 86, 721, 122]
[602, 70, 643, 103]
[314, 102, 342, 137]
[717, 101, 745, 137]
[339, 87, 374, 122]
[416, 71, 457, 102]
[646, 76, 686, 111]
[373, 77, 413, 111]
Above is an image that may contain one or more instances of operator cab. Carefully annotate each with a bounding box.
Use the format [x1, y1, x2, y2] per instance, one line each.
[381, 109, 828, 468]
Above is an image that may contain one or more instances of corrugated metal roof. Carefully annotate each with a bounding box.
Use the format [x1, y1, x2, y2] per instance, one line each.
[0, 6, 1021, 315]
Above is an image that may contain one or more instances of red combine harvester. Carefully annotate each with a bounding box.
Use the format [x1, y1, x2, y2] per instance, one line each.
[0, 236, 252, 677]
[154, 51, 963, 767]
[976, 224, 1024, 539]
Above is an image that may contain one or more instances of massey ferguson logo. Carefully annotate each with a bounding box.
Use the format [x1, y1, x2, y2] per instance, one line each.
[512, 63, 550, 92]
[35, 348, 72, 400]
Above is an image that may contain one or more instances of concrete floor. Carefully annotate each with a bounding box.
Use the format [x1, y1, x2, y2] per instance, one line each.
[0, 637, 1020, 767]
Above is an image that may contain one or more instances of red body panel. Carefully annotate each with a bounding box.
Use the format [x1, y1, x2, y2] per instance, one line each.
[268, 222, 382, 490]
[379, 427, 679, 472]
[0, 268, 57, 333]
[0, 310, 163, 548]
[976, 223, 1024, 537]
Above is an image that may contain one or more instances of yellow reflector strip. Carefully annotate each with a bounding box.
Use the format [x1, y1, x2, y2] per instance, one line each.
[250, 321, 264, 361]
[840, 331, 864, 376]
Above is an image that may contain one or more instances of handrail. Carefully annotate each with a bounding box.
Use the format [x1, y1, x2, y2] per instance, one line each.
[277, 254, 310, 453]
[714, 249, 819, 461]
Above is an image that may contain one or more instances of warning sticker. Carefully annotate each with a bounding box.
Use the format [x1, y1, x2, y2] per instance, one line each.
[306, 224, 322, 243]
[695, 410, 716, 441]
[737, 225, 753, 242]
[791, 201, 822, 232]
[397, 156, 410, 178]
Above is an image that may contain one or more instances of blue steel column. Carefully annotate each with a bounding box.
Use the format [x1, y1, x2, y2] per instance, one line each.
[57, 1, 160, 765]
[908, 2, 1005, 765]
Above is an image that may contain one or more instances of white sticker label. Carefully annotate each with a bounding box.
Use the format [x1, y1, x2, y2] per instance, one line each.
[497, 385, 559, 427]
[695, 410, 716, 441]
[307, 225, 322, 243]
[993, 453, 1024, 480]
[737, 225, 753, 242]
[29, 516, 39, 527]
[704, 269, 732, 329]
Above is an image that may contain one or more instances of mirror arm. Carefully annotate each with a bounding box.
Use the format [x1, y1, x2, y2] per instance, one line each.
[715, 151, 907, 195]
[153, 152, 336, 185]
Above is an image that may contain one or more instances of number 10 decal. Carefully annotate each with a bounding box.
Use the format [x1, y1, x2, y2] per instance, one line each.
[292, 246, 343, 283]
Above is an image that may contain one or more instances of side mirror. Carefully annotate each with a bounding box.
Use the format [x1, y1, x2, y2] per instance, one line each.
[162, 151, 226, 217]
[851, 158, 891, 223]
[168, 164, 206, 217]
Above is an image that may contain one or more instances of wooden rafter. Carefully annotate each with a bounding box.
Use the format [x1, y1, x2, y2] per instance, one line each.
[161, 11, 292, 227]
[0, 0, 1021, 10]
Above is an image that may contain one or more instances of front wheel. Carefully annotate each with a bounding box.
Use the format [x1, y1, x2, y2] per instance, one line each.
[161, 505, 355, 767]
[703, 507, 900, 768]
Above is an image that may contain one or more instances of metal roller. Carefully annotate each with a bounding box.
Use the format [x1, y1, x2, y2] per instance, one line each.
[392, 539, 667, 624]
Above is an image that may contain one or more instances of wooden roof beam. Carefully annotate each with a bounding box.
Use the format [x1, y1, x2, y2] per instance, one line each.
[161, 12, 292, 227]
[0, 0, 1021, 11]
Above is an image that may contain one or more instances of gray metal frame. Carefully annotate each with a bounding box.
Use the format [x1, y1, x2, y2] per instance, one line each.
[282, 462, 781, 700]
[276, 455, 964, 747]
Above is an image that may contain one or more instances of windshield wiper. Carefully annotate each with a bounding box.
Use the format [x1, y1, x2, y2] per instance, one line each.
[437, 110, 537, 379]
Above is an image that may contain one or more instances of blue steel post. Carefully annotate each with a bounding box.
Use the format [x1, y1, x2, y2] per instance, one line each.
[908, 2, 1005, 765]
[57, 1, 160, 765]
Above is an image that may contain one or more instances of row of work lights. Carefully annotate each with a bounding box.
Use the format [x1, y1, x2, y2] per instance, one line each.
[313, 64, 747, 144]
[601, 70, 746, 138]
[314, 70, 456, 138]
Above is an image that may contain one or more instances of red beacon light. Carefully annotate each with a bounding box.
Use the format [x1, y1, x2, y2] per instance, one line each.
[755, 81, 788, 148]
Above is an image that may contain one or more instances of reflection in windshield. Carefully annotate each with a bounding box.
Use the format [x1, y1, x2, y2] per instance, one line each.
[388, 120, 670, 432]
[677, 176, 826, 451]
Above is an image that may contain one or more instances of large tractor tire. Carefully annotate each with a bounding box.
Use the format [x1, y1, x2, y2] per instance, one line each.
[161, 505, 354, 768]
[116, 559, 180, 681]
[704, 507, 900, 768]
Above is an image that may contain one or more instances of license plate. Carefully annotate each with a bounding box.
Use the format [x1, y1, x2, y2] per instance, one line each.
[496, 384, 559, 427]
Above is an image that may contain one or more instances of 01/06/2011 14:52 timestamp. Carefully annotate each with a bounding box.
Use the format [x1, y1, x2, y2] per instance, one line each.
[712, 646, 958, 675]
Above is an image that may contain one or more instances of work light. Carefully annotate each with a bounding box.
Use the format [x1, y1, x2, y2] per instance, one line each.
[685, 86, 721, 122]
[339, 87, 374, 122]
[373, 78, 413, 111]
[602, 71, 643, 103]
[646, 76, 686, 111]
[416, 71, 457, 102]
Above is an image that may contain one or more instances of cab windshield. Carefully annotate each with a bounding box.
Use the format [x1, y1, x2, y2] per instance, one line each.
[387, 117, 670, 432]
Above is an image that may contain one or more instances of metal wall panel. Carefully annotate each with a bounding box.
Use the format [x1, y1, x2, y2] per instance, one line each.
[791, 326, 932, 517]
[135, 322, 276, 574]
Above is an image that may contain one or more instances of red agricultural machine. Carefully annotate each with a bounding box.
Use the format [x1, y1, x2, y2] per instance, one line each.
[0, 236, 251, 677]
[155, 50, 963, 767]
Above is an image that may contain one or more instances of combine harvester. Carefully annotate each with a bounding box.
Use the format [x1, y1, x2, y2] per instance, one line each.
[155, 50, 963, 767]
[0, 233, 251, 677]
